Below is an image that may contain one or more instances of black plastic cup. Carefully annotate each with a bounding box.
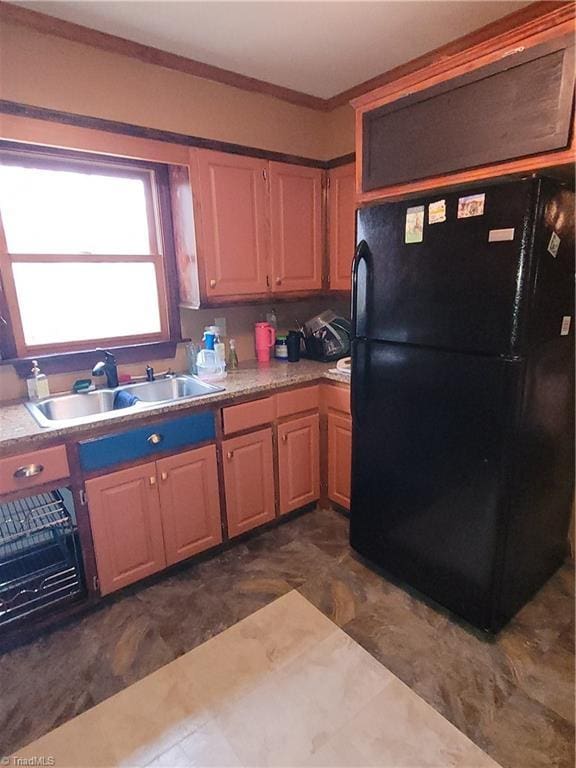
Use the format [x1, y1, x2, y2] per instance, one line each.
[286, 330, 302, 362]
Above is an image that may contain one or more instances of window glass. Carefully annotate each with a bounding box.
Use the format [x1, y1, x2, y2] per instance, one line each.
[12, 262, 162, 346]
[0, 164, 152, 255]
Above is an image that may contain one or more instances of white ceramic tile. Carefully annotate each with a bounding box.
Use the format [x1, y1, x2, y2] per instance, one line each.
[179, 719, 244, 767]
[13, 591, 501, 768]
[325, 677, 501, 768]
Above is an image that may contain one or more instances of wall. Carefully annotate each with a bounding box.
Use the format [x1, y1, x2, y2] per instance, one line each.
[0, 20, 355, 160]
[0, 296, 350, 401]
[0, 18, 354, 404]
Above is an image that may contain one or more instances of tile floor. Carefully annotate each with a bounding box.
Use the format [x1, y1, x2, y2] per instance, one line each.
[1, 508, 574, 768]
[12, 591, 500, 768]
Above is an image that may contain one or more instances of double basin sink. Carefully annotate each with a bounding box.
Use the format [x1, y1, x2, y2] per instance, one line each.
[26, 375, 225, 428]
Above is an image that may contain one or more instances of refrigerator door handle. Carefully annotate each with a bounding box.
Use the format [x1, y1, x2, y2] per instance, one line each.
[350, 339, 367, 428]
[351, 240, 372, 340]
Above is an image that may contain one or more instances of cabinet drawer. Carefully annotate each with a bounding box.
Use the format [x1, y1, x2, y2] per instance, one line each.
[222, 397, 275, 435]
[276, 385, 320, 419]
[79, 412, 215, 473]
[323, 384, 351, 415]
[0, 445, 70, 495]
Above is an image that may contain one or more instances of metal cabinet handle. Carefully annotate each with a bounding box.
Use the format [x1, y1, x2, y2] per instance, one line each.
[281, 434, 288, 442]
[147, 433, 163, 446]
[13, 463, 44, 479]
[226, 451, 234, 460]
[275, 277, 282, 285]
[149, 476, 156, 486]
[161, 471, 168, 481]
[209, 279, 217, 289]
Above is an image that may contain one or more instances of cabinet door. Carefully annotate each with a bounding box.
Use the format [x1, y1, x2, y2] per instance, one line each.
[269, 162, 323, 293]
[277, 414, 320, 515]
[223, 428, 276, 537]
[327, 412, 352, 509]
[85, 463, 166, 596]
[157, 445, 222, 566]
[361, 36, 575, 192]
[328, 163, 355, 291]
[195, 149, 269, 297]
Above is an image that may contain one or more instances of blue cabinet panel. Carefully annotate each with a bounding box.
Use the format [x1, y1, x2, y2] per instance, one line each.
[79, 411, 215, 472]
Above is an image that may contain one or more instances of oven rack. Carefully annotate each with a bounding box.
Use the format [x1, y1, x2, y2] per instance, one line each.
[0, 491, 73, 557]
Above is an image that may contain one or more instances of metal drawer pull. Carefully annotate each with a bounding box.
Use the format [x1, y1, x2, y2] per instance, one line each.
[149, 476, 156, 486]
[209, 279, 217, 288]
[226, 451, 234, 460]
[147, 433, 164, 446]
[161, 471, 168, 481]
[13, 463, 44, 479]
[275, 277, 282, 285]
[281, 434, 288, 442]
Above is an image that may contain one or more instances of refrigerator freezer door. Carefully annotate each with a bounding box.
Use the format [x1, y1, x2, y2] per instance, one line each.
[355, 179, 537, 356]
[350, 339, 522, 630]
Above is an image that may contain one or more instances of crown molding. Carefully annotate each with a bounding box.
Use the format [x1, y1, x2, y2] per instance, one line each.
[0, 1, 329, 111]
[0, 1, 571, 113]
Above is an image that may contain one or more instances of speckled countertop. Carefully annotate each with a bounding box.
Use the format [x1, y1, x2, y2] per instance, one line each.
[0, 359, 350, 454]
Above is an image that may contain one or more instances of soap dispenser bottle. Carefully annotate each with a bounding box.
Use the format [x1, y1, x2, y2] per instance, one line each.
[27, 360, 50, 400]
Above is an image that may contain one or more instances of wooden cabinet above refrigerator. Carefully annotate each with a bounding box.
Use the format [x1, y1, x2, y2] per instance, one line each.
[353, 4, 575, 204]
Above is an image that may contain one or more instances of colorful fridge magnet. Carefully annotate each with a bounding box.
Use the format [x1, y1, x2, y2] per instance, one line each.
[457, 193, 485, 218]
[547, 231, 561, 258]
[428, 200, 446, 224]
[405, 205, 424, 243]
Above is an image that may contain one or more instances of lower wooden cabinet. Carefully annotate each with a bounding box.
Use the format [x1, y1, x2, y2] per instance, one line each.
[157, 446, 222, 566]
[327, 412, 352, 509]
[278, 413, 320, 515]
[86, 445, 221, 595]
[223, 427, 276, 537]
[85, 462, 167, 596]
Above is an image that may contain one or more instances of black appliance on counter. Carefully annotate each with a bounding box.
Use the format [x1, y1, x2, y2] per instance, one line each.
[301, 310, 351, 362]
[350, 177, 574, 632]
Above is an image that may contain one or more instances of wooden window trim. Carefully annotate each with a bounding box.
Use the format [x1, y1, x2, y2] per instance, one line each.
[0, 142, 182, 370]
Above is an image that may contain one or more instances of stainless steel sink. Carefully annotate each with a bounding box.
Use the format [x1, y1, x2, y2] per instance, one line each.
[26, 375, 225, 428]
[121, 376, 222, 402]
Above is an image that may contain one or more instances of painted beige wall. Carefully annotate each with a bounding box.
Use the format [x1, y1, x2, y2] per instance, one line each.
[0, 20, 354, 159]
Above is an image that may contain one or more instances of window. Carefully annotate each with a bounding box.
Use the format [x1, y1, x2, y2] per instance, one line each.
[0, 146, 177, 359]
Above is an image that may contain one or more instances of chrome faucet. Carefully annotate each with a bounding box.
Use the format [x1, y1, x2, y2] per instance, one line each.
[92, 351, 119, 388]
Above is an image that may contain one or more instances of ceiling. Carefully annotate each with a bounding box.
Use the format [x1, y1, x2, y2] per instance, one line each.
[14, 1, 530, 99]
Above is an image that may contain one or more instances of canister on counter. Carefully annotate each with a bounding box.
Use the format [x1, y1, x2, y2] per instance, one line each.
[275, 335, 288, 360]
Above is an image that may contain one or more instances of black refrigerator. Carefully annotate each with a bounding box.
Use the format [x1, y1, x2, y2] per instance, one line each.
[350, 176, 574, 632]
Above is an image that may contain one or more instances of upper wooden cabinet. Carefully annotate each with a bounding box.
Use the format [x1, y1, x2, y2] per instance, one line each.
[269, 162, 324, 293]
[193, 150, 269, 298]
[353, 8, 576, 203]
[181, 152, 326, 304]
[328, 163, 355, 291]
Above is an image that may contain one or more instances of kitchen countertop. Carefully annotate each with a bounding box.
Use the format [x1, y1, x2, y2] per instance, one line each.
[0, 360, 350, 454]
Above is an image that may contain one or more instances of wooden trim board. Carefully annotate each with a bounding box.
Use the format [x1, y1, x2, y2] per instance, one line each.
[0, 1, 568, 112]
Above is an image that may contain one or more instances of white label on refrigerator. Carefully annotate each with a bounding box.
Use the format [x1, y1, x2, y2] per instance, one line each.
[488, 228, 515, 242]
[560, 316, 571, 336]
[547, 231, 561, 258]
